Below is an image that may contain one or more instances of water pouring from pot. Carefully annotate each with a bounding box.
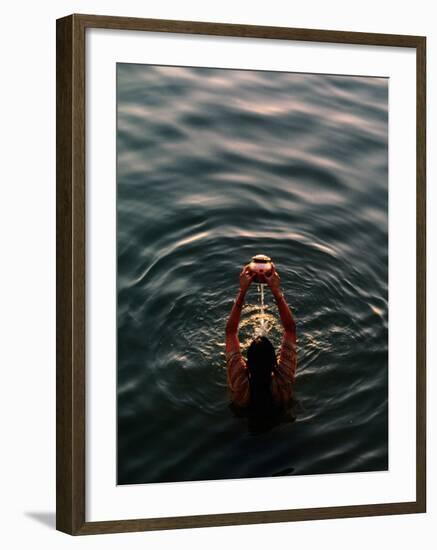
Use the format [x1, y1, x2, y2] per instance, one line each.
[248, 255, 273, 335]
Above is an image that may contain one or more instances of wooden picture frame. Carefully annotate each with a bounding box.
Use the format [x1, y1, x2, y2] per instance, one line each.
[56, 13, 426, 535]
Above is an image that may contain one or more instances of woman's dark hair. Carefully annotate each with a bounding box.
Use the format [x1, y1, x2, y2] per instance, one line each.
[246, 336, 279, 431]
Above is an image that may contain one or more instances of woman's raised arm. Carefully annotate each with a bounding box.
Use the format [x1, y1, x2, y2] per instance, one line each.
[225, 266, 255, 407]
[225, 266, 255, 352]
[264, 266, 296, 338]
[265, 266, 297, 388]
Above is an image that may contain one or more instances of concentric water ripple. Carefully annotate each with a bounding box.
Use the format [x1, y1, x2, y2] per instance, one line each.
[117, 64, 388, 484]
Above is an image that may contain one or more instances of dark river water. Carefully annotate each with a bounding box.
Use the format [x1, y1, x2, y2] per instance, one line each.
[116, 63, 388, 485]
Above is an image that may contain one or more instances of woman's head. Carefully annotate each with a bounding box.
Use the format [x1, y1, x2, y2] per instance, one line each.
[246, 336, 279, 430]
[247, 336, 277, 386]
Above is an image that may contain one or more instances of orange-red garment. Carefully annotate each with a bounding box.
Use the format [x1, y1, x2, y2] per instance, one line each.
[225, 333, 297, 409]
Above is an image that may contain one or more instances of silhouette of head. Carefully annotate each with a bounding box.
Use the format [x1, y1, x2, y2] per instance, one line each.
[247, 336, 277, 390]
[246, 336, 279, 431]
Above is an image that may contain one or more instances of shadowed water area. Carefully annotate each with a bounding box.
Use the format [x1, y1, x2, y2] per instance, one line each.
[117, 63, 388, 484]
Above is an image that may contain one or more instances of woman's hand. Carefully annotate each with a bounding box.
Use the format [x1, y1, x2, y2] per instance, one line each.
[265, 264, 281, 295]
[239, 265, 255, 293]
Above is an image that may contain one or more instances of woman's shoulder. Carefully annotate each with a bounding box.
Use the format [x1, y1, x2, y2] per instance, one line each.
[225, 348, 245, 365]
[271, 373, 294, 404]
[226, 349, 249, 406]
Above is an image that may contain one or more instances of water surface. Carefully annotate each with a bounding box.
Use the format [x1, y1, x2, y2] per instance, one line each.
[117, 64, 388, 484]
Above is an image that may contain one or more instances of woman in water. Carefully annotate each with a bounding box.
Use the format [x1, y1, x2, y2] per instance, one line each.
[225, 264, 297, 431]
